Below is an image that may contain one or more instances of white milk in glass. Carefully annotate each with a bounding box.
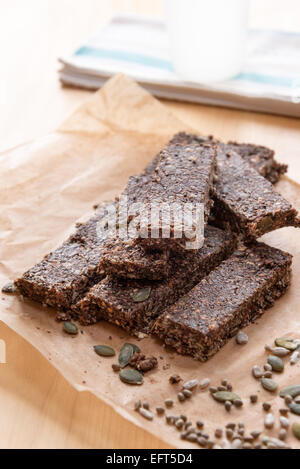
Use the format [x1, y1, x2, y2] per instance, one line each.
[165, 0, 249, 83]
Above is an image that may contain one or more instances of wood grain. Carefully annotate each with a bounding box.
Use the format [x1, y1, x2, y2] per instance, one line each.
[0, 0, 299, 449]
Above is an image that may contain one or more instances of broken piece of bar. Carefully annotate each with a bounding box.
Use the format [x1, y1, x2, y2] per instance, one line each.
[172, 132, 287, 184]
[15, 203, 111, 316]
[170, 133, 299, 241]
[100, 237, 170, 281]
[226, 141, 287, 184]
[73, 226, 237, 329]
[119, 139, 217, 251]
[155, 242, 292, 362]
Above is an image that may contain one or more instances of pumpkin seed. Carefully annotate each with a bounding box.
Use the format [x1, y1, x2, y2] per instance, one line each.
[93, 345, 115, 357]
[267, 355, 284, 372]
[275, 337, 300, 351]
[288, 403, 300, 415]
[63, 321, 78, 335]
[261, 378, 278, 392]
[119, 368, 143, 385]
[133, 287, 151, 303]
[2, 281, 17, 294]
[292, 422, 300, 440]
[279, 384, 300, 398]
[118, 343, 134, 367]
[212, 391, 241, 403]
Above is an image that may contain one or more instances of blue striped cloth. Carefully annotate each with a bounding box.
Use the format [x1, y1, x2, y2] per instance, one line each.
[59, 14, 300, 117]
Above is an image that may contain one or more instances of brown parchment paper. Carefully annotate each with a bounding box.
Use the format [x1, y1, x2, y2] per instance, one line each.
[1, 74, 300, 449]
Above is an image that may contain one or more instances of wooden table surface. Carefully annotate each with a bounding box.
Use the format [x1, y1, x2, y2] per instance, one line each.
[0, 0, 299, 449]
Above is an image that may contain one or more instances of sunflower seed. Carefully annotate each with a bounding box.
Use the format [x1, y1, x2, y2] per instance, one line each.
[275, 337, 300, 351]
[63, 321, 78, 335]
[290, 351, 300, 365]
[119, 368, 143, 385]
[279, 384, 300, 398]
[264, 345, 290, 357]
[233, 399, 243, 408]
[212, 391, 241, 403]
[183, 379, 198, 390]
[279, 416, 289, 428]
[292, 422, 300, 440]
[2, 281, 17, 294]
[278, 429, 287, 441]
[231, 438, 242, 449]
[175, 419, 184, 429]
[112, 363, 121, 372]
[284, 395, 293, 405]
[225, 401, 232, 412]
[261, 378, 278, 392]
[264, 363, 272, 372]
[264, 413, 275, 429]
[133, 287, 151, 302]
[134, 400, 141, 410]
[267, 355, 284, 372]
[199, 378, 211, 390]
[218, 386, 227, 392]
[186, 433, 197, 442]
[262, 402, 271, 411]
[262, 436, 287, 449]
[164, 399, 173, 408]
[263, 371, 273, 379]
[209, 387, 217, 395]
[139, 408, 153, 420]
[252, 365, 264, 379]
[183, 389, 192, 398]
[236, 331, 248, 345]
[197, 436, 207, 447]
[156, 407, 165, 415]
[93, 345, 115, 357]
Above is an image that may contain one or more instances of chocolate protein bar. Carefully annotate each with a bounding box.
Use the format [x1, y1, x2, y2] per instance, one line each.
[73, 226, 237, 329]
[171, 133, 299, 241]
[15, 203, 111, 316]
[155, 243, 292, 361]
[119, 139, 217, 251]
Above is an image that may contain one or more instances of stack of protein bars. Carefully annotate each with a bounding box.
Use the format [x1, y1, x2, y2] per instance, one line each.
[16, 133, 299, 361]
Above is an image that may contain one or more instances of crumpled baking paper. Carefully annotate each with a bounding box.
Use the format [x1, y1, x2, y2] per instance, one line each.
[0, 74, 299, 448]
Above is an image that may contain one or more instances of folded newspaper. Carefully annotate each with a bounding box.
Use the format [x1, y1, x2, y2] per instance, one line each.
[59, 14, 300, 117]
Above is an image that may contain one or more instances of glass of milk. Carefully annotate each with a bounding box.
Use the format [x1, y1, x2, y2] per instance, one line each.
[165, 0, 249, 83]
